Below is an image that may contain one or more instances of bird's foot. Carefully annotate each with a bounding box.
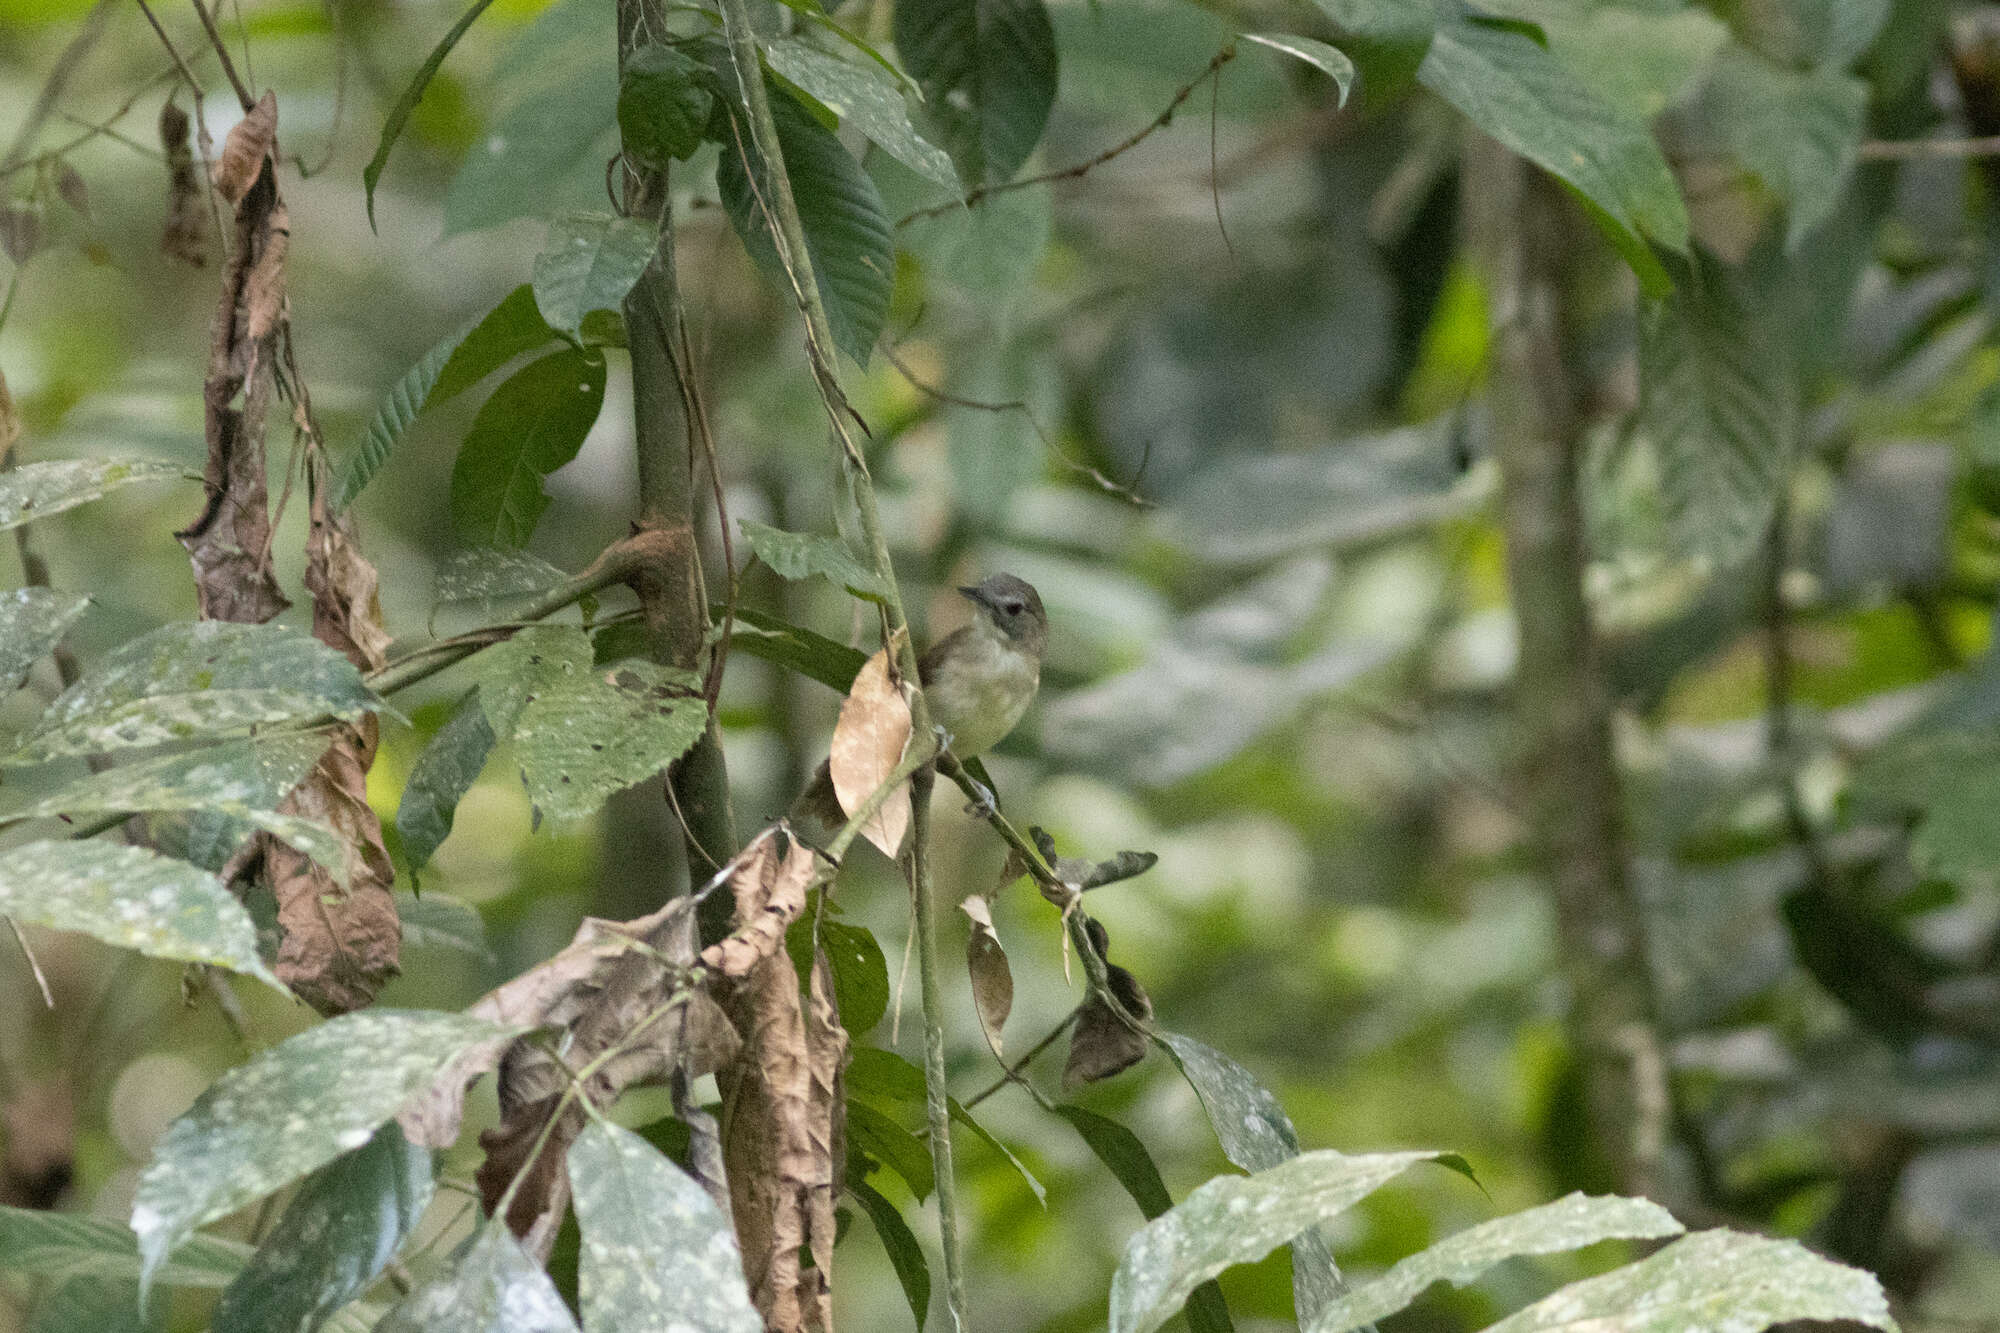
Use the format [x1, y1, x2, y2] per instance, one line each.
[962, 775, 998, 820]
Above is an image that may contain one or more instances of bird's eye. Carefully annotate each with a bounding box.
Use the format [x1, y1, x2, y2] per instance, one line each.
[1003, 601, 1023, 616]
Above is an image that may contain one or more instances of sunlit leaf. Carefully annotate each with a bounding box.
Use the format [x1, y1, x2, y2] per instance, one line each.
[1109, 1150, 1445, 1333]
[1479, 1229, 1897, 1333]
[131, 1009, 517, 1302]
[0, 841, 282, 989]
[763, 37, 959, 189]
[449, 347, 607, 548]
[0, 458, 184, 534]
[10, 621, 379, 763]
[212, 1124, 432, 1333]
[0, 587, 88, 690]
[1305, 1194, 1683, 1333]
[567, 1119, 762, 1333]
[373, 1223, 579, 1333]
[739, 519, 888, 601]
[531, 212, 660, 339]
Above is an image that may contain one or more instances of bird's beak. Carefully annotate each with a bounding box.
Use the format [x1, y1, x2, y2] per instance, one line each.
[956, 584, 991, 610]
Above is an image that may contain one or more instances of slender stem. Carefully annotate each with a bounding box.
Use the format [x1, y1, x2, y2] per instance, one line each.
[714, 2, 961, 1318]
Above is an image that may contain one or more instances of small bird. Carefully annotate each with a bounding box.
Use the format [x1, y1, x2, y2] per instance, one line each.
[792, 573, 1047, 830]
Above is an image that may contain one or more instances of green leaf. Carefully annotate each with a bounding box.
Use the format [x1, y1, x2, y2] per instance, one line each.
[739, 519, 889, 601]
[443, 78, 615, 235]
[332, 285, 558, 513]
[619, 43, 715, 165]
[212, 1124, 433, 1333]
[514, 659, 708, 822]
[849, 1178, 931, 1330]
[1418, 15, 1687, 294]
[0, 841, 282, 989]
[1304, 1194, 1683, 1333]
[847, 1100, 936, 1201]
[847, 1047, 1048, 1203]
[130, 1009, 518, 1303]
[820, 917, 890, 1033]
[530, 212, 660, 340]
[1304, 0, 1434, 53]
[0, 458, 184, 533]
[396, 687, 497, 874]
[0, 587, 88, 690]
[1157, 1032, 1345, 1326]
[363, 0, 500, 229]
[433, 547, 570, 616]
[889, 170, 1050, 319]
[567, 1119, 762, 1333]
[373, 1224, 579, 1333]
[1241, 35, 1355, 105]
[762, 37, 959, 189]
[1700, 45, 1865, 249]
[1108, 1150, 1445, 1333]
[10, 621, 380, 763]
[470, 624, 597, 737]
[1541, 8, 1726, 123]
[719, 606, 867, 691]
[26, 1279, 148, 1333]
[11, 737, 343, 883]
[449, 347, 607, 548]
[894, 0, 1057, 186]
[1057, 1105, 1234, 1333]
[717, 80, 895, 365]
[0, 1206, 248, 1289]
[394, 890, 493, 962]
[1637, 252, 1798, 568]
[1480, 1229, 1897, 1333]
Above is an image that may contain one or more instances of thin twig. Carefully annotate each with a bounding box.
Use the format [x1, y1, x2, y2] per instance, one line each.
[1858, 134, 2000, 161]
[0, 0, 118, 172]
[187, 0, 255, 111]
[6, 919, 54, 1009]
[1208, 55, 1235, 260]
[879, 343, 1153, 506]
[898, 44, 1238, 227]
[961, 1010, 1075, 1110]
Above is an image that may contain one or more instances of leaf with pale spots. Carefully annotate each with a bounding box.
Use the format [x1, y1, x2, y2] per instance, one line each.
[1480, 1228, 1897, 1333]
[10, 621, 379, 763]
[130, 1009, 517, 1304]
[1109, 1150, 1447, 1333]
[513, 659, 707, 822]
[0, 588, 88, 691]
[0, 457, 184, 534]
[211, 1124, 432, 1333]
[14, 737, 347, 884]
[0, 842, 282, 990]
[829, 646, 912, 856]
[568, 1119, 763, 1333]
[530, 212, 659, 340]
[1304, 1193, 1682, 1332]
[372, 1223, 579, 1333]
[739, 519, 889, 602]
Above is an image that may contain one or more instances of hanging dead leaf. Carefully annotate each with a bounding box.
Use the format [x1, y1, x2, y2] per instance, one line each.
[961, 895, 1013, 1059]
[828, 644, 912, 857]
[53, 162, 87, 219]
[267, 720, 401, 1015]
[1063, 918, 1153, 1089]
[211, 90, 276, 209]
[159, 99, 205, 267]
[0, 204, 43, 265]
[243, 199, 289, 345]
[721, 839, 848, 1333]
[698, 832, 818, 978]
[303, 454, 391, 671]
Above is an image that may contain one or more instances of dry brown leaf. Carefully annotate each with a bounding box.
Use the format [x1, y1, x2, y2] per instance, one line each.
[0, 205, 42, 266]
[211, 90, 276, 208]
[304, 456, 391, 670]
[1063, 919, 1153, 1089]
[53, 163, 87, 219]
[961, 894, 1014, 1060]
[267, 720, 401, 1015]
[721, 837, 848, 1333]
[0, 366, 21, 465]
[159, 99, 205, 267]
[697, 832, 817, 978]
[243, 199, 289, 345]
[828, 645, 912, 857]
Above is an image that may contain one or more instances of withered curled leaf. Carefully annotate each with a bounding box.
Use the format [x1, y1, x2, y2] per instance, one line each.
[53, 163, 88, 219]
[698, 833, 818, 978]
[1064, 917, 1153, 1089]
[961, 895, 1013, 1059]
[159, 99, 205, 267]
[828, 645, 912, 857]
[243, 199, 289, 345]
[211, 90, 277, 209]
[0, 204, 43, 266]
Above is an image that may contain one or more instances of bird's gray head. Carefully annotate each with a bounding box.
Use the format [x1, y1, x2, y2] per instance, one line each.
[959, 574, 1047, 654]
